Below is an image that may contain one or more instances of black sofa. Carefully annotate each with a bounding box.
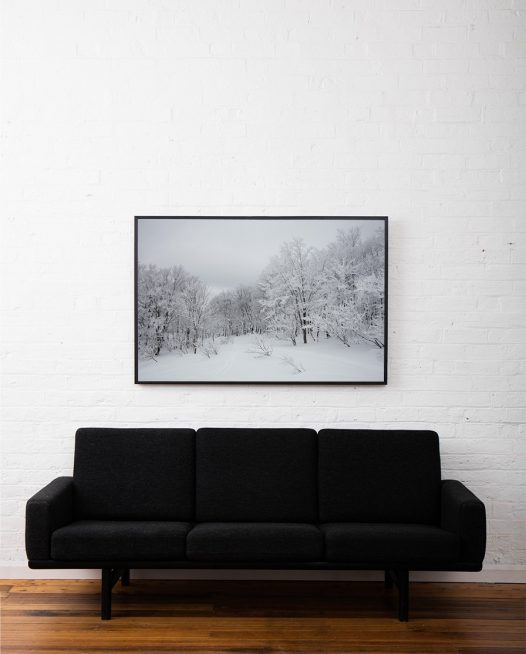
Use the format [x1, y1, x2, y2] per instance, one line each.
[26, 428, 486, 621]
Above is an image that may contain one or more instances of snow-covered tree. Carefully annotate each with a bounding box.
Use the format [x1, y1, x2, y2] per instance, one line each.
[235, 285, 262, 335]
[181, 276, 210, 354]
[137, 264, 188, 358]
[137, 265, 212, 358]
[259, 238, 326, 345]
[319, 227, 385, 348]
[208, 285, 264, 338]
[208, 291, 237, 337]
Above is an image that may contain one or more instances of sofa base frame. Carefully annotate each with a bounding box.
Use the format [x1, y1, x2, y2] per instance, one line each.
[100, 567, 409, 621]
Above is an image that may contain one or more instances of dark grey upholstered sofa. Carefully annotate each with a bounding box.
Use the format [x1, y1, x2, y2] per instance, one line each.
[26, 428, 486, 621]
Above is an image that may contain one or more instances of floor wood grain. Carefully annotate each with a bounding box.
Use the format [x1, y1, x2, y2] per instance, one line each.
[1, 579, 524, 653]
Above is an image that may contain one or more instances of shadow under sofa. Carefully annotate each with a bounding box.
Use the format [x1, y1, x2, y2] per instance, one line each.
[26, 427, 486, 620]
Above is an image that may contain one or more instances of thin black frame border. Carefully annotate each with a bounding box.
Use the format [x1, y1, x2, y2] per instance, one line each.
[134, 216, 388, 385]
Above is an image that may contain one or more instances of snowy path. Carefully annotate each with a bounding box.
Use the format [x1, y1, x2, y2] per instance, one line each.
[139, 334, 384, 382]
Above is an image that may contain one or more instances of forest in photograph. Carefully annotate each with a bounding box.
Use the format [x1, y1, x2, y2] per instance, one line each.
[136, 220, 386, 382]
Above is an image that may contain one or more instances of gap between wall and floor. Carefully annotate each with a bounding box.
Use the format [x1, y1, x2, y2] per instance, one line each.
[1, 566, 524, 583]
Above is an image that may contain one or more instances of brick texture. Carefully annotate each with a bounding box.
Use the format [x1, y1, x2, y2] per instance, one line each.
[1, 0, 525, 578]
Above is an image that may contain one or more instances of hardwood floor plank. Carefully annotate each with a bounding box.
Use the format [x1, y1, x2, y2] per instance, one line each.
[1, 580, 524, 653]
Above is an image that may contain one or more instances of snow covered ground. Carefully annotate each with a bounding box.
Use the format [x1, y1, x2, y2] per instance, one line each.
[138, 334, 384, 382]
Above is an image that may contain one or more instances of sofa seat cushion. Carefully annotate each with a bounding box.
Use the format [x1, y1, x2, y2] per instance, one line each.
[187, 523, 323, 562]
[51, 521, 191, 561]
[322, 523, 459, 564]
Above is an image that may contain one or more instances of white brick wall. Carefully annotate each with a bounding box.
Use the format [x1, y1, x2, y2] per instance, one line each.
[1, 0, 525, 580]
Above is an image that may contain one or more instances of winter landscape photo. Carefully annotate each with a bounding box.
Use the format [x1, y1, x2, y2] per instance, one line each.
[135, 217, 387, 383]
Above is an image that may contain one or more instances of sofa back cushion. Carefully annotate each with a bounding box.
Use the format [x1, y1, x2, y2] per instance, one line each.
[318, 429, 441, 524]
[73, 428, 195, 520]
[195, 428, 318, 522]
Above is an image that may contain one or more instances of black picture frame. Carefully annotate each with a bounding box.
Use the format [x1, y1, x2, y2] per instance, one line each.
[135, 216, 388, 385]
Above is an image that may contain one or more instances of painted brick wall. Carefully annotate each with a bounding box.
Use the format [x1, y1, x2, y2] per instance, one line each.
[1, 0, 525, 579]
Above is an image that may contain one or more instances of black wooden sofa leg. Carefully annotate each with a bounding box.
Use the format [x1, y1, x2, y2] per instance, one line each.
[101, 568, 127, 620]
[121, 568, 130, 586]
[396, 569, 409, 622]
[101, 568, 112, 620]
[386, 569, 409, 621]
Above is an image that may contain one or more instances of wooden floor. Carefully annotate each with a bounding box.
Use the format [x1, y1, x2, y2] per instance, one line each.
[1, 579, 525, 653]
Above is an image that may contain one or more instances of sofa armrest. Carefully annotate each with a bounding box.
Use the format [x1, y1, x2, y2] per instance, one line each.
[26, 477, 74, 561]
[441, 479, 486, 565]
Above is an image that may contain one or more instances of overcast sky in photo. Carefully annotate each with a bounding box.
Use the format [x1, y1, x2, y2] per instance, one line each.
[138, 218, 384, 296]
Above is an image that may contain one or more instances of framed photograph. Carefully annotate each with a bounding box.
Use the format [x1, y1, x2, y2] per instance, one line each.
[135, 217, 387, 384]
